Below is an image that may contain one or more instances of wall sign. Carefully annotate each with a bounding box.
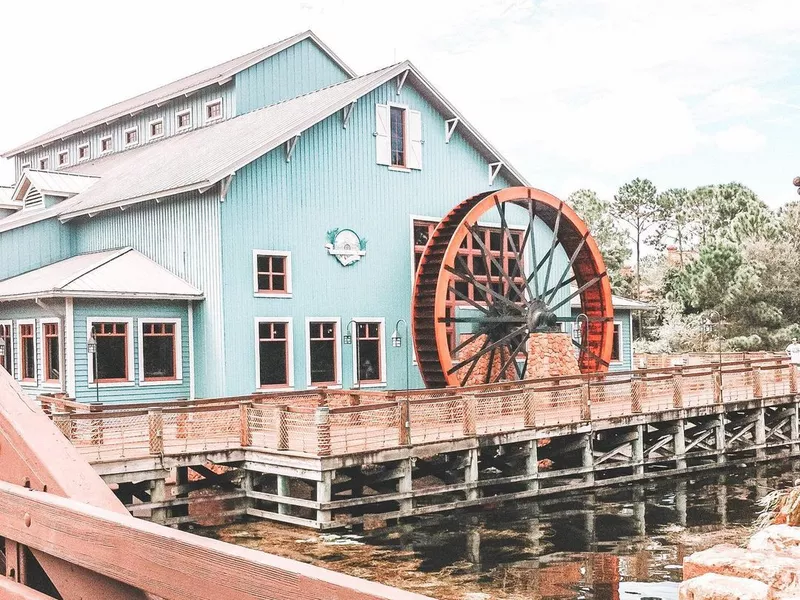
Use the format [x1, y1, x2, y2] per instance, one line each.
[325, 228, 367, 266]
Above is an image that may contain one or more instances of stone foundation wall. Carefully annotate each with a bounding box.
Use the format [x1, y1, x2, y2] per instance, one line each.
[679, 525, 800, 599]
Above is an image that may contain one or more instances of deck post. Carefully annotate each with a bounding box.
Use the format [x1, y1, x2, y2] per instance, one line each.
[713, 366, 723, 404]
[791, 403, 800, 455]
[315, 402, 332, 457]
[275, 405, 289, 451]
[277, 475, 290, 516]
[580, 379, 591, 421]
[90, 402, 104, 446]
[398, 458, 413, 515]
[239, 401, 252, 447]
[790, 365, 798, 395]
[398, 397, 411, 446]
[755, 405, 766, 460]
[632, 425, 645, 476]
[150, 478, 168, 524]
[631, 374, 642, 414]
[148, 408, 164, 456]
[752, 365, 763, 399]
[674, 419, 687, 470]
[672, 368, 684, 409]
[582, 433, 594, 484]
[716, 413, 726, 464]
[675, 480, 687, 527]
[465, 447, 479, 501]
[525, 440, 539, 492]
[316, 471, 333, 527]
[463, 394, 477, 437]
[53, 412, 72, 441]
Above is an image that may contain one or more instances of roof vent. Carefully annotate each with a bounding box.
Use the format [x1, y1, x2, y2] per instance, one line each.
[22, 187, 43, 210]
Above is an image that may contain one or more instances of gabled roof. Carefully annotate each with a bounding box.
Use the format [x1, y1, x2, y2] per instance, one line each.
[49, 61, 527, 220]
[0, 186, 13, 208]
[10, 170, 99, 203]
[0, 248, 203, 302]
[2, 31, 355, 158]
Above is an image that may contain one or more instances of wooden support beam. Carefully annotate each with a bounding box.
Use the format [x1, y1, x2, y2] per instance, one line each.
[285, 135, 300, 162]
[342, 101, 357, 129]
[444, 118, 459, 143]
[396, 70, 409, 95]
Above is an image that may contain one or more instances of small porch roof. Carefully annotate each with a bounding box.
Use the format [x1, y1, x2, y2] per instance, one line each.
[569, 290, 654, 311]
[0, 248, 203, 302]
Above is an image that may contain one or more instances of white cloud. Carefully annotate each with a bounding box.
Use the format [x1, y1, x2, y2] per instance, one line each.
[714, 125, 767, 153]
[699, 86, 771, 122]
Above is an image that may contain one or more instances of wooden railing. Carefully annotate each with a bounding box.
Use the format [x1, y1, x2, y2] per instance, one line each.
[39, 357, 797, 462]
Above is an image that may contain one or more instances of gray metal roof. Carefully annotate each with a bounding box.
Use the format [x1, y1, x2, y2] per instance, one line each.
[2, 31, 356, 158]
[0, 248, 203, 301]
[10, 170, 99, 202]
[45, 61, 527, 220]
[569, 290, 655, 311]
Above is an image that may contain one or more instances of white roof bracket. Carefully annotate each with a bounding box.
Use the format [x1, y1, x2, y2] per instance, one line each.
[396, 70, 409, 95]
[342, 101, 357, 129]
[488, 161, 504, 185]
[285, 134, 300, 162]
[445, 118, 459, 144]
[219, 173, 235, 201]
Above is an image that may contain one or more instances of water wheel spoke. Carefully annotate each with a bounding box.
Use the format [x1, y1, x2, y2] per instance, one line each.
[460, 336, 490, 386]
[541, 204, 563, 301]
[572, 338, 610, 367]
[546, 232, 589, 305]
[495, 196, 533, 302]
[527, 199, 540, 299]
[451, 326, 492, 356]
[541, 275, 577, 304]
[447, 325, 528, 376]
[549, 273, 607, 313]
[494, 335, 529, 383]
[467, 224, 526, 301]
[447, 285, 491, 315]
[445, 264, 522, 312]
[438, 316, 526, 324]
[557, 315, 614, 323]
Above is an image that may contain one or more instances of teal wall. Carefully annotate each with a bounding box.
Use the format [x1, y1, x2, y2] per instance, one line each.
[73, 192, 224, 397]
[0, 218, 73, 280]
[568, 307, 633, 371]
[72, 299, 191, 403]
[235, 39, 351, 115]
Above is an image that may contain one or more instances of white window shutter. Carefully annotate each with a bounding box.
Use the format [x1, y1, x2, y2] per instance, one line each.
[375, 104, 391, 165]
[407, 110, 422, 170]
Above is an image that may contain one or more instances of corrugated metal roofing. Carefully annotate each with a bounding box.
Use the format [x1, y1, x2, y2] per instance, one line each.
[0, 247, 203, 301]
[51, 61, 526, 220]
[569, 290, 654, 311]
[2, 31, 355, 157]
[11, 170, 99, 202]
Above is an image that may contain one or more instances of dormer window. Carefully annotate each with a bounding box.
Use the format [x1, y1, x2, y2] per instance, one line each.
[125, 127, 139, 146]
[176, 110, 191, 131]
[101, 136, 113, 153]
[58, 151, 69, 167]
[149, 119, 164, 139]
[78, 144, 90, 161]
[205, 99, 223, 123]
[21, 163, 31, 172]
[39, 157, 48, 170]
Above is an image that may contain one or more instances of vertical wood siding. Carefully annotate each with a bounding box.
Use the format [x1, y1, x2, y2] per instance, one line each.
[219, 78, 573, 394]
[234, 39, 351, 115]
[0, 219, 73, 280]
[73, 193, 224, 396]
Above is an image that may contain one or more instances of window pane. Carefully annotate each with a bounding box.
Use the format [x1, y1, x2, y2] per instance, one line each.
[414, 224, 430, 247]
[272, 256, 285, 273]
[46, 337, 60, 380]
[257, 255, 270, 272]
[259, 323, 271, 339]
[259, 341, 287, 386]
[272, 275, 285, 291]
[273, 323, 286, 338]
[257, 274, 271, 291]
[358, 340, 380, 381]
[310, 340, 335, 383]
[96, 337, 126, 380]
[390, 106, 405, 166]
[612, 324, 621, 361]
[143, 335, 175, 379]
[23, 338, 35, 380]
[322, 323, 335, 338]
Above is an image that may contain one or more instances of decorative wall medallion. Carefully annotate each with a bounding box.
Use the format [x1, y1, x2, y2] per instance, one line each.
[325, 228, 367, 266]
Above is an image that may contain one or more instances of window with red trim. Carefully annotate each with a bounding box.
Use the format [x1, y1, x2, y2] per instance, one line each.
[255, 254, 288, 294]
[390, 106, 406, 167]
[309, 321, 337, 385]
[356, 322, 382, 383]
[0, 324, 11, 376]
[258, 322, 288, 387]
[20, 324, 35, 382]
[142, 322, 176, 381]
[93, 322, 128, 382]
[43, 322, 60, 383]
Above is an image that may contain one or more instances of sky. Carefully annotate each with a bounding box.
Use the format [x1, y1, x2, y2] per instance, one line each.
[1, 0, 800, 208]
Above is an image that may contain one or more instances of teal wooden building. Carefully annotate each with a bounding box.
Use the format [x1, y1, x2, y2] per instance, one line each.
[0, 31, 646, 402]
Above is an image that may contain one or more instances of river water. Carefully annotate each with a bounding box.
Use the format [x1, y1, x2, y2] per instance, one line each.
[209, 460, 799, 600]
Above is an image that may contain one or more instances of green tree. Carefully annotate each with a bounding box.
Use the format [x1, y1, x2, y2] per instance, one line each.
[566, 189, 632, 292]
[648, 187, 693, 261]
[612, 178, 658, 299]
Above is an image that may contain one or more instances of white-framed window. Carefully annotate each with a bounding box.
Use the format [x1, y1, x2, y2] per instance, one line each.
[350, 318, 386, 388]
[40, 318, 61, 386]
[138, 318, 182, 385]
[148, 118, 164, 140]
[176, 109, 192, 131]
[254, 317, 293, 390]
[124, 127, 139, 147]
[100, 136, 113, 153]
[78, 144, 90, 161]
[58, 151, 69, 167]
[0, 320, 13, 377]
[87, 318, 135, 385]
[17, 320, 37, 384]
[204, 98, 223, 123]
[20, 162, 31, 172]
[306, 318, 342, 388]
[253, 250, 292, 297]
[612, 321, 623, 363]
[38, 157, 49, 170]
[375, 103, 422, 170]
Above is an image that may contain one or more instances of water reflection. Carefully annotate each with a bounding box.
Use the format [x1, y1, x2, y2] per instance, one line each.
[359, 461, 798, 600]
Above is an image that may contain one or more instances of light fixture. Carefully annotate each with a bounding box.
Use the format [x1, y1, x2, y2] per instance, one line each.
[87, 330, 97, 354]
[391, 328, 402, 348]
[343, 332, 352, 345]
[0, 337, 6, 359]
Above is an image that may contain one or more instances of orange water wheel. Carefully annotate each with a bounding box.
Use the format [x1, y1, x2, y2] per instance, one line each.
[412, 186, 614, 388]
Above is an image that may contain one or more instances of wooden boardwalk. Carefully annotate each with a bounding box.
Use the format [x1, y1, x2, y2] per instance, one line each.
[38, 357, 800, 529]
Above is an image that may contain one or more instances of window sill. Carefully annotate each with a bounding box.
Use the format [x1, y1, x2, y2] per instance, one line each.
[205, 116, 223, 125]
[254, 292, 292, 299]
[308, 384, 343, 390]
[354, 381, 387, 389]
[139, 379, 184, 386]
[256, 386, 295, 393]
[88, 381, 136, 388]
[388, 166, 411, 173]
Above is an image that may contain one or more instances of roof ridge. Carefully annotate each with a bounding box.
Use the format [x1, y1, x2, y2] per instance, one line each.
[54, 247, 133, 291]
[25, 169, 101, 179]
